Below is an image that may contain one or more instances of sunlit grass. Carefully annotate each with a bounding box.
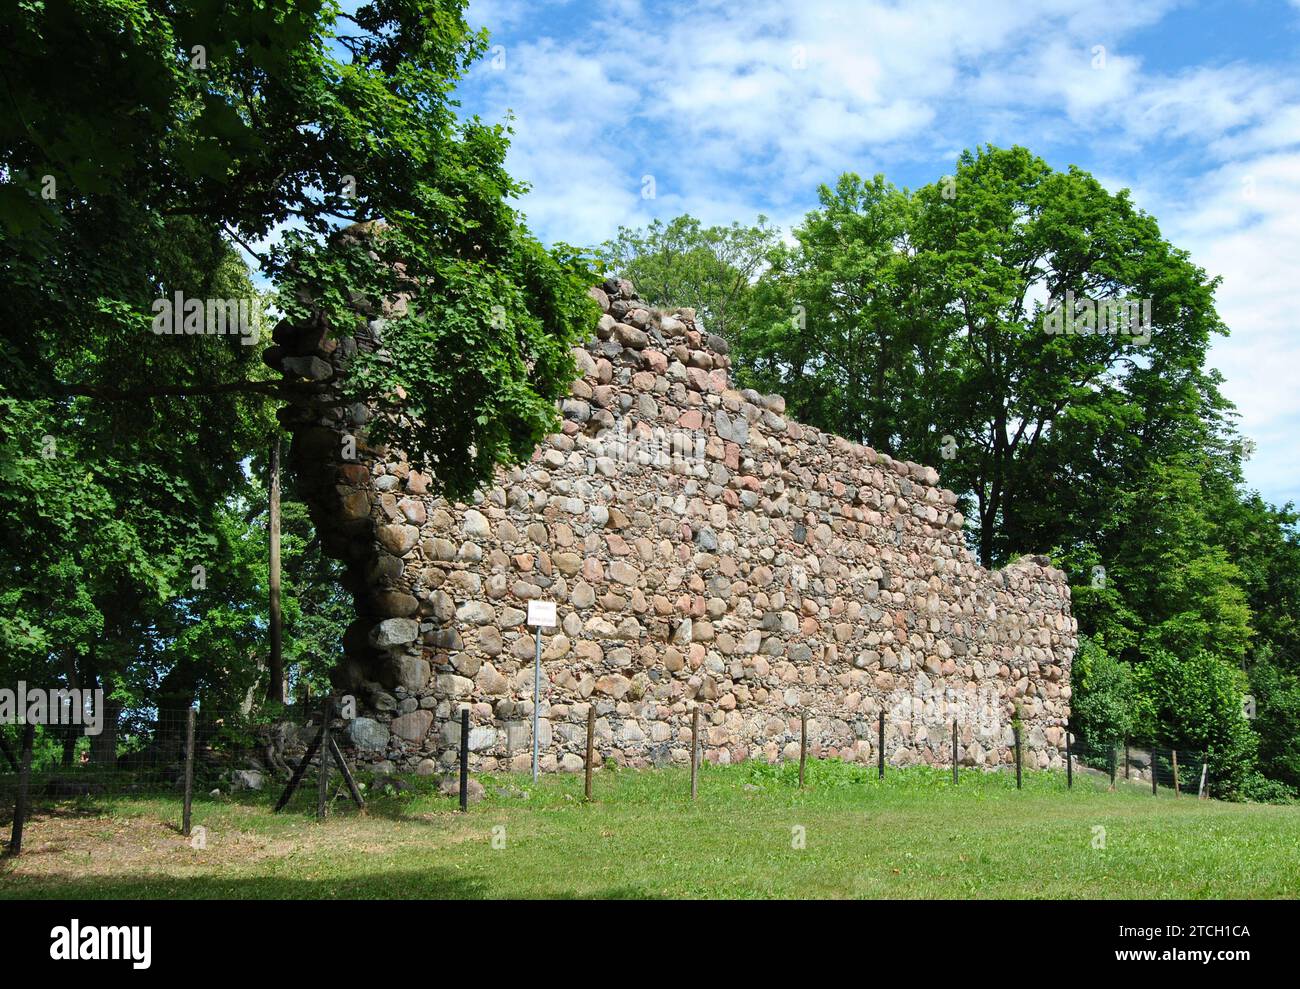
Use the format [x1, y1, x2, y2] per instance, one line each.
[2, 760, 1296, 899]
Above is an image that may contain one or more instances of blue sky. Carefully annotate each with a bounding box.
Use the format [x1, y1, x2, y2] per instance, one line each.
[450, 0, 1300, 511]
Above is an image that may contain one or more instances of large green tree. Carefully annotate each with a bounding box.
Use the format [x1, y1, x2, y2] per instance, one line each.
[597, 214, 779, 342]
[0, 0, 593, 755]
[2, 0, 595, 491]
[735, 174, 945, 457]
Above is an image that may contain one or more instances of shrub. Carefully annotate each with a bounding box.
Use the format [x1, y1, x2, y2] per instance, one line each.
[1070, 636, 1135, 753]
[1132, 649, 1257, 798]
[1236, 771, 1296, 804]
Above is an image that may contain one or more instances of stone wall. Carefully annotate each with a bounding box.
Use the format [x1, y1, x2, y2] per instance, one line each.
[268, 276, 1077, 777]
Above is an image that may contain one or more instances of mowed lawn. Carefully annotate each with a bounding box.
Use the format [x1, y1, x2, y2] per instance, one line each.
[2, 760, 1297, 899]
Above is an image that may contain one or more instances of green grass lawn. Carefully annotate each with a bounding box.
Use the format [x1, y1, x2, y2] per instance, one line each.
[2, 760, 1297, 899]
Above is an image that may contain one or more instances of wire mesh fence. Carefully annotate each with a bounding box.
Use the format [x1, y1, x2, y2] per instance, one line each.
[1067, 734, 1212, 797]
[0, 702, 331, 813]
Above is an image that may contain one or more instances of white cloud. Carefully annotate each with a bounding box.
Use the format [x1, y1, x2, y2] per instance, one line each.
[1164, 154, 1300, 505]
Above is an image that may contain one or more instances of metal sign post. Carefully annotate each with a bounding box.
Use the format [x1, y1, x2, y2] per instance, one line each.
[526, 600, 557, 783]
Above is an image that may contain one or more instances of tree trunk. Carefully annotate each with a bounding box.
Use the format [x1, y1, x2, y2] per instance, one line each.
[267, 437, 285, 703]
[88, 694, 121, 766]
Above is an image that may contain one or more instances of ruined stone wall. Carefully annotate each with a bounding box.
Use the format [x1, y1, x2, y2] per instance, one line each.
[268, 277, 1077, 776]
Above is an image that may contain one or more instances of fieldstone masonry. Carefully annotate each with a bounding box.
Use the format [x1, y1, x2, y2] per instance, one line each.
[268, 272, 1077, 777]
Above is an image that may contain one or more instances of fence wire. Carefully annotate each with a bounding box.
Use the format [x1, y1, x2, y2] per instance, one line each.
[4, 706, 1218, 841]
[1067, 735, 1212, 796]
[0, 704, 332, 816]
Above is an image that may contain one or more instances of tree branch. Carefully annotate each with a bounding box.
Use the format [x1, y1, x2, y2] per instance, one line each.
[52, 378, 301, 402]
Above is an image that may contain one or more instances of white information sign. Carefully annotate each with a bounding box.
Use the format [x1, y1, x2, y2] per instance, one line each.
[527, 600, 557, 627]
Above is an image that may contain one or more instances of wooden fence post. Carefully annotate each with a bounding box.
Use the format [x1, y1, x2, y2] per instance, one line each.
[1124, 742, 1131, 780]
[7, 722, 36, 857]
[951, 720, 959, 785]
[1013, 725, 1022, 790]
[1172, 748, 1180, 797]
[1152, 751, 1158, 796]
[182, 707, 196, 837]
[799, 711, 808, 788]
[690, 706, 700, 801]
[584, 706, 595, 802]
[274, 716, 326, 813]
[1198, 759, 1208, 800]
[1065, 727, 1073, 789]
[877, 710, 885, 780]
[459, 707, 470, 813]
[316, 697, 332, 821]
[328, 735, 365, 810]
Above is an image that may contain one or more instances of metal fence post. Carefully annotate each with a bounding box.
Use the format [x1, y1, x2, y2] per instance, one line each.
[182, 707, 196, 837]
[531, 625, 541, 784]
[316, 697, 332, 821]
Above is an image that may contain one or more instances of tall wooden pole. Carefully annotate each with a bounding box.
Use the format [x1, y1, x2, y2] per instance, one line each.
[877, 710, 885, 779]
[459, 708, 470, 813]
[798, 711, 808, 788]
[267, 438, 284, 704]
[690, 707, 700, 801]
[952, 720, 959, 785]
[584, 706, 595, 802]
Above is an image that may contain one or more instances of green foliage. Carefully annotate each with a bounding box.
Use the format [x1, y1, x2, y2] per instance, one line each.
[1070, 636, 1135, 750]
[597, 214, 781, 340]
[280, 226, 597, 498]
[1245, 649, 1300, 793]
[735, 174, 930, 453]
[3, 0, 595, 486]
[0, 1, 593, 754]
[1131, 650, 1256, 797]
[1235, 771, 1296, 805]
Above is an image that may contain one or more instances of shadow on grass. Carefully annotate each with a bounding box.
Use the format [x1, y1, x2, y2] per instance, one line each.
[1, 867, 667, 900]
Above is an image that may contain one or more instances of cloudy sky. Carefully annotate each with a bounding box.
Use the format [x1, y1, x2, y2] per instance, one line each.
[453, 0, 1300, 510]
